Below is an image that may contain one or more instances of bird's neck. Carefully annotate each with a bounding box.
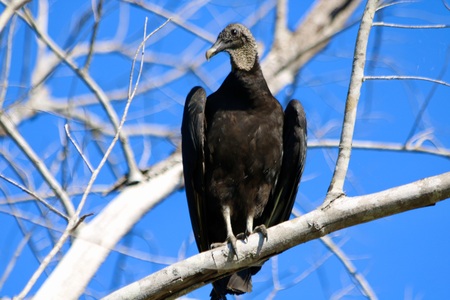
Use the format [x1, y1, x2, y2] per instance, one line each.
[228, 44, 257, 72]
[233, 61, 269, 90]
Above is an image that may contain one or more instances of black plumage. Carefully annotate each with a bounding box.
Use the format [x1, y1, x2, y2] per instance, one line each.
[181, 23, 307, 299]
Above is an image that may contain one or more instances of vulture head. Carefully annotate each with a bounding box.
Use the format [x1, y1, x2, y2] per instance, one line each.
[205, 23, 258, 72]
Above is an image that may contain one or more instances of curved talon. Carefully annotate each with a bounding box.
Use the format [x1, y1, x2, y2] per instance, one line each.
[228, 235, 238, 257]
[211, 235, 239, 258]
[236, 230, 251, 242]
[254, 225, 268, 241]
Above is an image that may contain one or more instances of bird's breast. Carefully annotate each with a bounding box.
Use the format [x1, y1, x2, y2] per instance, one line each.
[206, 106, 283, 181]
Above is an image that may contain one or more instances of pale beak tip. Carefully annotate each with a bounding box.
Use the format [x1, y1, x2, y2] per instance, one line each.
[205, 48, 216, 61]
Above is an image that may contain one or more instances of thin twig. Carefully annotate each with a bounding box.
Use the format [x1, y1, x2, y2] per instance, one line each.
[64, 124, 94, 173]
[0, 13, 16, 108]
[376, 0, 419, 11]
[331, 283, 357, 300]
[242, 0, 277, 29]
[124, 0, 215, 43]
[128, 17, 148, 100]
[320, 236, 376, 299]
[0, 204, 179, 267]
[325, 0, 379, 203]
[16, 225, 73, 300]
[21, 7, 143, 184]
[363, 75, 450, 87]
[404, 47, 450, 142]
[372, 22, 450, 29]
[444, 0, 450, 11]
[128, 18, 172, 100]
[0, 114, 75, 216]
[1, 196, 50, 276]
[0, 174, 69, 220]
[307, 139, 450, 159]
[265, 246, 334, 300]
[30, 21, 178, 300]
[0, 233, 31, 290]
[292, 208, 377, 299]
[266, 256, 280, 300]
[0, 184, 109, 205]
[0, 148, 34, 190]
[16, 17, 171, 300]
[12, 0, 270, 117]
[75, 18, 170, 217]
[83, 0, 104, 70]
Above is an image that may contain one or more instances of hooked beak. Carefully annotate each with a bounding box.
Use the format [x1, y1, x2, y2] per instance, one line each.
[205, 39, 225, 61]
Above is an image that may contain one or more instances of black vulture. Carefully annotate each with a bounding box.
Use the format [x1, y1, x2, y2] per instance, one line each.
[181, 23, 307, 299]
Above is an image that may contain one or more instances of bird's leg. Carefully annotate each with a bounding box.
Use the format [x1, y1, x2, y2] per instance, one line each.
[211, 206, 239, 257]
[236, 213, 254, 242]
[236, 210, 268, 242]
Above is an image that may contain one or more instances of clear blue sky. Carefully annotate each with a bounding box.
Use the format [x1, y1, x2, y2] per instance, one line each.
[0, 1, 449, 299]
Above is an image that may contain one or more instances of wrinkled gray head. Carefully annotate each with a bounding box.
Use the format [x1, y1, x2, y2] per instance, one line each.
[205, 23, 258, 72]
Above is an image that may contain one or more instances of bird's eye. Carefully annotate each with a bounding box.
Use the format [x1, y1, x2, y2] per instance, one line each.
[231, 29, 238, 36]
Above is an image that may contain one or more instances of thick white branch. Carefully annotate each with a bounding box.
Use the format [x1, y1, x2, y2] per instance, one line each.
[33, 152, 183, 300]
[103, 171, 450, 300]
[262, 0, 361, 94]
[0, 0, 30, 34]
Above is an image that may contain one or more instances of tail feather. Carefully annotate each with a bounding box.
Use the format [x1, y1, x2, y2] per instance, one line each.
[210, 268, 258, 299]
[227, 269, 252, 294]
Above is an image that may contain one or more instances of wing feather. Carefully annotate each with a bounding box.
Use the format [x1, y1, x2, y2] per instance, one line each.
[181, 86, 209, 251]
[264, 99, 307, 226]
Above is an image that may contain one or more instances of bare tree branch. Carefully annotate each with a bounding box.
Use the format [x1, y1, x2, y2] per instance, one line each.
[292, 209, 377, 300]
[15, 222, 73, 300]
[364, 75, 450, 87]
[308, 138, 450, 159]
[0, 232, 31, 290]
[124, 0, 215, 43]
[372, 22, 450, 29]
[33, 150, 183, 300]
[20, 6, 144, 183]
[320, 235, 376, 299]
[0, 0, 30, 34]
[14, 18, 172, 299]
[0, 113, 76, 216]
[262, 0, 362, 94]
[2, 1, 446, 299]
[64, 124, 94, 173]
[325, 0, 378, 203]
[0, 12, 16, 108]
[82, 0, 103, 70]
[23, 2, 368, 298]
[18, 75, 137, 298]
[102, 171, 450, 300]
[0, 173, 69, 220]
